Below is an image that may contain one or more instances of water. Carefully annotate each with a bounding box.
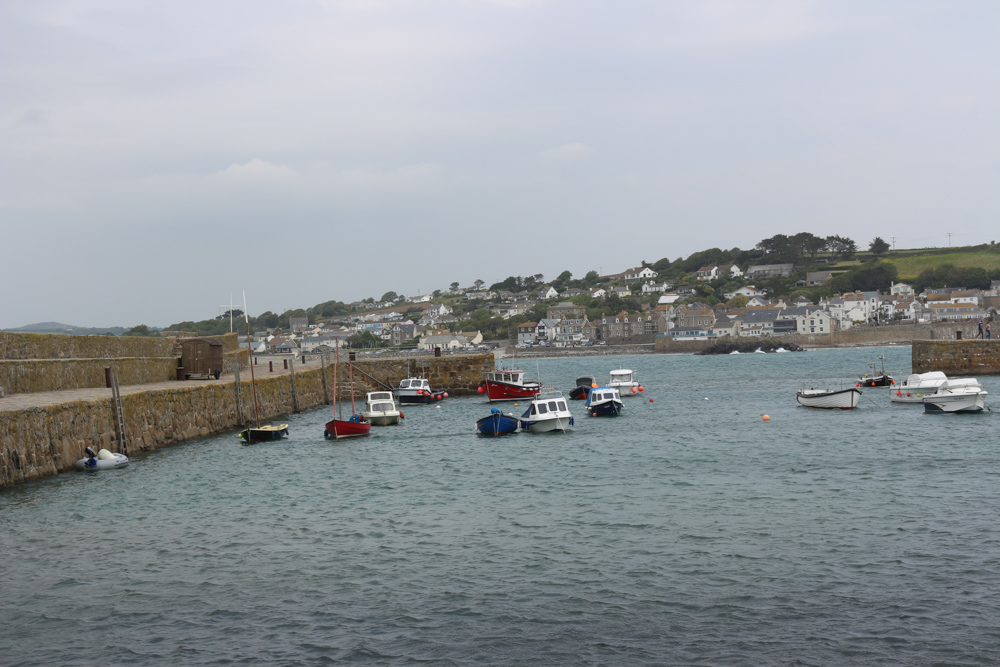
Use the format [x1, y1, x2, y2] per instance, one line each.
[2, 346, 999, 665]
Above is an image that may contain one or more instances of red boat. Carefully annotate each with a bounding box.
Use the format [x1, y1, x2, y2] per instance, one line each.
[324, 346, 371, 440]
[477, 369, 541, 402]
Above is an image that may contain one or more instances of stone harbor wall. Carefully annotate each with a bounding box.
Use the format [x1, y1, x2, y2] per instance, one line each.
[911, 340, 1000, 375]
[0, 353, 494, 488]
[0, 332, 243, 395]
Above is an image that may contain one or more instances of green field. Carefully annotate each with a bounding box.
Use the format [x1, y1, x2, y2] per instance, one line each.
[886, 250, 1000, 279]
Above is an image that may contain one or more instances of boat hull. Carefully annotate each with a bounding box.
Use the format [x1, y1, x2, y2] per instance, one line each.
[365, 413, 400, 426]
[397, 390, 447, 404]
[476, 413, 519, 435]
[569, 386, 592, 400]
[519, 415, 573, 432]
[796, 388, 861, 409]
[587, 400, 623, 417]
[858, 375, 893, 388]
[481, 380, 541, 402]
[74, 453, 129, 471]
[325, 419, 372, 439]
[923, 393, 986, 413]
[610, 382, 640, 396]
[239, 424, 290, 443]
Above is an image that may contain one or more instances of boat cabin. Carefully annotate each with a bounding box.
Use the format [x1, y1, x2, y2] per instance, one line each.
[366, 391, 396, 411]
[609, 369, 634, 383]
[528, 396, 569, 416]
[399, 378, 429, 390]
[487, 370, 527, 385]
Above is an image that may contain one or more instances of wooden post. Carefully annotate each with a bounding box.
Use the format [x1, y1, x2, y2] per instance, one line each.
[233, 361, 244, 423]
[288, 356, 300, 413]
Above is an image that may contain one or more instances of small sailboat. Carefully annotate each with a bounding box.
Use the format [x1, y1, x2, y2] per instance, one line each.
[476, 408, 519, 436]
[325, 345, 371, 439]
[237, 293, 289, 444]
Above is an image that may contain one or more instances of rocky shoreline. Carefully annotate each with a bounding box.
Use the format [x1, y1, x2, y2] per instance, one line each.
[696, 339, 805, 355]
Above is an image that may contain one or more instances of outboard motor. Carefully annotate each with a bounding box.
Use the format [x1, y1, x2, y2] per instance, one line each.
[85, 446, 98, 468]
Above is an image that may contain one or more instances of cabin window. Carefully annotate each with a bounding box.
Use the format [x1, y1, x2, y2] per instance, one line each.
[400, 380, 410, 388]
[558, 401, 567, 411]
[503, 373, 512, 382]
[537, 403, 547, 414]
[548, 401, 558, 412]
[530, 403, 537, 415]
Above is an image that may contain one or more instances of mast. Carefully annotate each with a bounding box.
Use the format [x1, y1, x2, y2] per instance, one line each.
[243, 291, 261, 428]
[334, 343, 341, 420]
[349, 356, 357, 416]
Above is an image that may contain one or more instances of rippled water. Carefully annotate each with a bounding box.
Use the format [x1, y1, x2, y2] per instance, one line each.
[2, 346, 999, 665]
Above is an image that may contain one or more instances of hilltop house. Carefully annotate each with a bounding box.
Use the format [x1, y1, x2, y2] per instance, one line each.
[623, 267, 657, 284]
[746, 264, 795, 278]
[696, 266, 719, 281]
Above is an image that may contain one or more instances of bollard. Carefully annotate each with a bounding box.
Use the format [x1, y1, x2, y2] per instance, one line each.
[254, 356, 257, 365]
[349, 351, 356, 361]
[956, 330, 962, 340]
[105, 367, 113, 388]
[269, 361, 273, 372]
[434, 347, 441, 357]
[284, 358, 288, 370]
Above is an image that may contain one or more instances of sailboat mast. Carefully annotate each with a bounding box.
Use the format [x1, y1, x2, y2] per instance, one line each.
[334, 344, 341, 420]
[243, 291, 261, 428]
[349, 357, 357, 415]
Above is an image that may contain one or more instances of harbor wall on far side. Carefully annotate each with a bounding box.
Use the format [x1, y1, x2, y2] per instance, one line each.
[911, 340, 1000, 376]
[0, 353, 494, 488]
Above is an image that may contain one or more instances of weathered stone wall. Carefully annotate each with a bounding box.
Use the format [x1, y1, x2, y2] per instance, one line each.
[0, 358, 182, 395]
[0, 332, 176, 359]
[0, 353, 494, 488]
[0, 332, 243, 395]
[912, 340, 1000, 375]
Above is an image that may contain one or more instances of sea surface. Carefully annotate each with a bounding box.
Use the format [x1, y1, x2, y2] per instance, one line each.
[2, 346, 999, 666]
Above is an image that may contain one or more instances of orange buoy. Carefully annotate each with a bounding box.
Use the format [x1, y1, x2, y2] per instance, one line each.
[649, 398, 653, 403]
[638, 386, 644, 392]
[399, 411, 405, 419]
[591, 382, 598, 389]
[896, 390, 902, 396]
[478, 386, 485, 393]
[762, 414, 770, 421]
[630, 387, 637, 394]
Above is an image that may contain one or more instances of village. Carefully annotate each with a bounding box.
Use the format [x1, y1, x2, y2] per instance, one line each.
[241, 261, 1000, 355]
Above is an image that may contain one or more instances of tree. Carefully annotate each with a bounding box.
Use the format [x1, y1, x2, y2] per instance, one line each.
[380, 291, 398, 303]
[449, 282, 460, 293]
[345, 331, 383, 348]
[432, 289, 442, 298]
[826, 235, 857, 261]
[869, 237, 890, 257]
[727, 295, 749, 308]
[122, 324, 153, 337]
[473, 279, 485, 290]
[552, 270, 573, 290]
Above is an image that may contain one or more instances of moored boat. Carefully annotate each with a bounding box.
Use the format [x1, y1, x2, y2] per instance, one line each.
[325, 346, 371, 439]
[857, 355, 894, 388]
[892, 371, 949, 404]
[922, 379, 988, 414]
[796, 387, 862, 409]
[363, 391, 403, 426]
[519, 392, 574, 432]
[608, 368, 641, 396]
[585, 386, 624, 416]
[476, 408, 520, 436]
[395, 378, 448, 404]
[74, 447, 129, 471]
[478, 368, 541, 402]
[569, 376, 597, 400]
[239, 424, 290, 443]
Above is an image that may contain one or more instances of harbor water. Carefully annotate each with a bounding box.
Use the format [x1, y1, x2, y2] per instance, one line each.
[2, 346, 999, 665]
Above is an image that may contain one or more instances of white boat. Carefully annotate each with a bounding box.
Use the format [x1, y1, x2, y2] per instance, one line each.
[922, 379, 988, 414]
[74, 447, 129, 471]
[519, 392, 574, 432]
[395, 378, 447, 404]
[363, 391, 402, 425]
[892, 371, 949, 404]
[796, 387, 862, 409]
[608, 368, 640, 396]
[585, 386, 624, 417]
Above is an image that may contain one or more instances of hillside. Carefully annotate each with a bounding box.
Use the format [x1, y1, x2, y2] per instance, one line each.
[886, 250, 1000, 280]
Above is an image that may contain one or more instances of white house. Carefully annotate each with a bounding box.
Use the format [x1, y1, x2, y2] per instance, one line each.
[624, 266, 657, 283]
[718, 264, 743, 278]
[724, 285, 766, 300]
[641, 281, 671, 294]
[795, 309, 834, 335]
[696, 266, 719, 281]
[590, 287, 608, 298]
[540, 285, 560, 299]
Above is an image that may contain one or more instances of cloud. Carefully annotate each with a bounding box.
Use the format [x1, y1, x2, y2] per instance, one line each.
[538, 143, 593, 163]
[212, 158, 295, 184]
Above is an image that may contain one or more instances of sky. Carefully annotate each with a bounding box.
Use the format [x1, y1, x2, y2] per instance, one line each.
[2, 0, 998, 329]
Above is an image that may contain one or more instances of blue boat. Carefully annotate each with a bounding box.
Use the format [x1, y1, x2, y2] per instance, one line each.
[585, 386, 624, 417]
[476, 408, 520, 436]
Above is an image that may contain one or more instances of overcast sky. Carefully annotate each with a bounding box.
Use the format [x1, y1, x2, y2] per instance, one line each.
[2, 1, 997, 329]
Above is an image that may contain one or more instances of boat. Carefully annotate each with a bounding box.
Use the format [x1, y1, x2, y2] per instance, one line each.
[569, 376, 597, 400]
[363, 391, 403, 426]
[796, 387, 862, 409]
[325, 345, 372, 439]
[857, 355, 894, 388]
[892, 371, 949, 404]
[239, 424, 290, 443]
[922, 379, 988, 414]
[477, 368, 541, 402]
[238, 292, 289, 445]
[395, 377, 448, 404]
[74, 446, 129, 471]
[518, 392, 574, 432]
[608, 368, 641, 396]
[476, 408, 520, 436]
[585, 386, 624, 416]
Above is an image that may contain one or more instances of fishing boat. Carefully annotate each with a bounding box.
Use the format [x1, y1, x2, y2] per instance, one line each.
[476, 408, 520, 436]
[892, 371, 949, 404]
[395, 377, 448, 404]
[238, 292, 290, 444]
[796, 387, 862, 409]
[585, 386, 624, 416]
[477, 368, 541, 402]
[518, 391, 574, 433]
[325, 346, 371, 439]
[857, 355, 894, 388]
[922, 379, 988, 414]
[74, 446, 129, 471]
[608, 368, 642, 396]
[569, 375, 597, 400]
[363, 391, 403, 426]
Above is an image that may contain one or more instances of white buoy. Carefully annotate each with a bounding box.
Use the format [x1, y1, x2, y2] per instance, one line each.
[436, 405, 441, 409]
